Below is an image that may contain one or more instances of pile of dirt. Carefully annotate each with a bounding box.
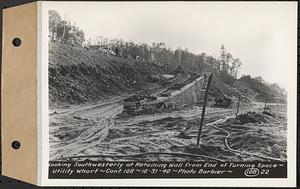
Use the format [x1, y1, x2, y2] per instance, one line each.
[235, 111, 267, 124]
[234, 76, 286, 103]
[209, 73, 287, 108]
[262, 110, 275, 117]
[49, 42, 165, 106]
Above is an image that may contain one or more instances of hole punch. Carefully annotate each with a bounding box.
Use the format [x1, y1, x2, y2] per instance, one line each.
[11, 141, 21, 150]
[12, 38, 21, 47]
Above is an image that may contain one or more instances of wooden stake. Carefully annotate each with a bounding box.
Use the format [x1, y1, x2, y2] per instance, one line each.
[236, 94, 241, 117]
[196, 73, 213, 146]
[184, 91, 189, 105]
[264, 102, 267, 111]
[195, 80, 199, 102]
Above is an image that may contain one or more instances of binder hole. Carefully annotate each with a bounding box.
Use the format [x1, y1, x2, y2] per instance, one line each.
[12, 38, 21, 47]
[11, 141, 21, 150]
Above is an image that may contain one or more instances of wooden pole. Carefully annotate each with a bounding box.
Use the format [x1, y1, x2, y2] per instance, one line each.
[196, 73, 213, 146]
[236, 94, 241, 117]
[184, 91, 189, 105]
[195, 80, 199, 102]
[264, 102, 267, 111]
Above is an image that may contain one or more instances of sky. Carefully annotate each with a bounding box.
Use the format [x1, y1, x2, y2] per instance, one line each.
[48, 2, 297, 87]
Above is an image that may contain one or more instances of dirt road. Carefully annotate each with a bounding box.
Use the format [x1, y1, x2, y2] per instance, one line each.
[50, 101, 286, 162]
[50, 102, 123, 160]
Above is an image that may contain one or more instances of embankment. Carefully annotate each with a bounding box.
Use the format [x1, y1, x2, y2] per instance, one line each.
[49, 42, 165, 106]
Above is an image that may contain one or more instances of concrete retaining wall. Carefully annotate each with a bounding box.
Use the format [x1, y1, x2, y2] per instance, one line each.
[165, 76, 206, 106]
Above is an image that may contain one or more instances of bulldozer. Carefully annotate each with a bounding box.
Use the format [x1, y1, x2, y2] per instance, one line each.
[214, 88, 232, 108]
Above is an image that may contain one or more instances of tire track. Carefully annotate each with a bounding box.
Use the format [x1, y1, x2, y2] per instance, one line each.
[50, 103, 123, 160]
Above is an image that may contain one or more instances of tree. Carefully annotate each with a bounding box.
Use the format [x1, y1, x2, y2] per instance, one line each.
[49, 10, 85, 45]
[49, 10, 62, 40]
[175, 48, 182, 67]
[230, 58, 242, 79]
[220, 44, 227, 73]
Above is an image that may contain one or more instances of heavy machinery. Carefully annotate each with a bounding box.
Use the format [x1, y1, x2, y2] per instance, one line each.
[122, 95, 142, 115]
[214, 88, 232, 108]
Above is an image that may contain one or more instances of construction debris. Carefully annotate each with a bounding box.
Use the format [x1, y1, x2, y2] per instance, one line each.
[236, 111, 267, 124]
[262, 110, 275, 117]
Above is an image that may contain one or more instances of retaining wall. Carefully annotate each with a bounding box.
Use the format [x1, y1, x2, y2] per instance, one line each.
[165, 76, 206, 106]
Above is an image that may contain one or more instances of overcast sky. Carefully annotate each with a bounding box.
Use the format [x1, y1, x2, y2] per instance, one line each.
[49, 2, 297, 87]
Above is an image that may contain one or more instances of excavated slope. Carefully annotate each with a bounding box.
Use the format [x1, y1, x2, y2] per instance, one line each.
[48, 42, 165, 106]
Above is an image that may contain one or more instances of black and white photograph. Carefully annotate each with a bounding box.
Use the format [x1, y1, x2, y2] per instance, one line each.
[46, 1, 296, 181]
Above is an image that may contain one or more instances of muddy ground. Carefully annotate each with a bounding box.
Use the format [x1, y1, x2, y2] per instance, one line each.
[49, 100, 286, 162]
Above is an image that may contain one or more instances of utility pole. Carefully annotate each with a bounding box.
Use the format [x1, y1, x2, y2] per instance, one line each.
[264, 102, 267, 111]
[196, 73, 213, 146]
[195, 81, 199, 102]
[236, 94, 241, 117]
